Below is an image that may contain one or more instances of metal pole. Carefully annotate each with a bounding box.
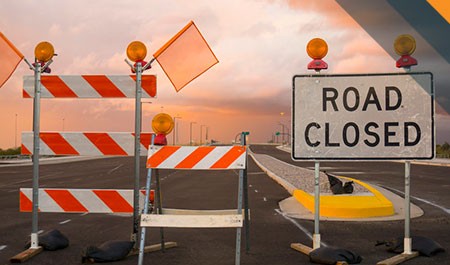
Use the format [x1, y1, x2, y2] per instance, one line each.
[138, 135, 155, 265]
[15, 113, 17, 148]
[132, 62, 143, 243]
[31, 62, 41, 249]
[313, 161, 321, 249]
[235, 134, 244, 265]
[241, 133, 250, 253]
[200, 125, 205, 145]
[404, 161, 412, 254]
[190, 122, 195, 146]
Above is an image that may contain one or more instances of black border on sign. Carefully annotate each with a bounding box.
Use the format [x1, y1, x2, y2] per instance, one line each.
[291, 72, 434, 161]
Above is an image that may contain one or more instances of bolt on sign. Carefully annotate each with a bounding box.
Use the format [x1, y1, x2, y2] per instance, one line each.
[292, 72, 434, 160]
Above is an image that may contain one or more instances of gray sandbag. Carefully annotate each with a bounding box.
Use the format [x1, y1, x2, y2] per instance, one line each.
[25, 229, 69, 251]
[82, 240, 134, 263]
[376, 236, 445, 257]
[309, 246, 362, 264]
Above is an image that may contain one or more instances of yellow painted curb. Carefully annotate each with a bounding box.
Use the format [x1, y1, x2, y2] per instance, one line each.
[293, 177, 394, 218]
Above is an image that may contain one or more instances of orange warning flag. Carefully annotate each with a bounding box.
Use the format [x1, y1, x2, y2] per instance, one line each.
[0, 32, 23, 88]
[153, 21, 219, 92]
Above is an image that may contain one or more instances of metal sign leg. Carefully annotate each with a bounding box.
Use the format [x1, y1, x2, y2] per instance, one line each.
[31, 62, 42, 249]
[313, 161, 321, 249]
[404, 161, 412, 254]
[133, 62, 143, 243]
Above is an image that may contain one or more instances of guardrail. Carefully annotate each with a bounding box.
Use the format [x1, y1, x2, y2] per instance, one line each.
[0, 155, 30, 160]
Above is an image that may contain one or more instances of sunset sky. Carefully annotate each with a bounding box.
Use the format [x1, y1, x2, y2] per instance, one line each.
[1, 0, 449, 149]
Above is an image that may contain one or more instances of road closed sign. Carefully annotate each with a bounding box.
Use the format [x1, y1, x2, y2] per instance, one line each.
[292, 72, 434, 160]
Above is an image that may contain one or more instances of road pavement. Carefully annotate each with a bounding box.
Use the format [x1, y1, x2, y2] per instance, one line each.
[0, 146, 448, 264]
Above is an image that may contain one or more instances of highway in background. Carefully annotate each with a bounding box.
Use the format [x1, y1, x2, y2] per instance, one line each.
[0, 146, 448, 264]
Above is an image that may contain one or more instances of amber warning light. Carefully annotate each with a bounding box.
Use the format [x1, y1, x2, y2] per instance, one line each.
[394, 34, 417, 68]
[307, 38, 328, 71]
[152, 113, 174, 145]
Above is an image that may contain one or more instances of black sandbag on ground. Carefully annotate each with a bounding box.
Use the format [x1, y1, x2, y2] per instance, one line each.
[309, 246, 362, 264]
[376, 235, 445, 257]
[82, 240, 134, 263]
[25, 229, 69, 251]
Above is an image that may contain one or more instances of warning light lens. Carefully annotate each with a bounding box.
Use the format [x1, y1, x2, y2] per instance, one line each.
[127, 41, 147, 62]
[152, 113, 174, 135]
[394, 34, 416, 56]
[306, 38, 328, 60]
[34, 41, 54, 62]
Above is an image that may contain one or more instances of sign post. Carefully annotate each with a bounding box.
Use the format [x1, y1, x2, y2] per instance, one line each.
[31, 60, 41, 249]
[30, 42, 55, 249]
[10, 42, 55, 262]
[125, 41, 154, 243]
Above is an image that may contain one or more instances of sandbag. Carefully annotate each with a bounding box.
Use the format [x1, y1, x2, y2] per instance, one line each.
[326, 172, 354, 195]
[309, 246, 362, 264]
[82, 240, 134, 263]
[376, 236, 445, 257]
[25, 229, 69, 251]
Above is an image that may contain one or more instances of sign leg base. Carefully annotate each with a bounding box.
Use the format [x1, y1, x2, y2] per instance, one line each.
[376, 251, 419, 265]
[290, 243, 349, 265]
[128, 242, 177, 256]
[10, 247, 43, 263]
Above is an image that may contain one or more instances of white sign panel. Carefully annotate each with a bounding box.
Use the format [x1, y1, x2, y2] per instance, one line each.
[292, 73, 434, 160]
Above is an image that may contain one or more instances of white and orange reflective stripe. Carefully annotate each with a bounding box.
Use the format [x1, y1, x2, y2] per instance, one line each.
[23, 75, 156, 98]
[21, 132, 153, 156]
[20, 188, 150, 213]
[146, 146, 246, 169]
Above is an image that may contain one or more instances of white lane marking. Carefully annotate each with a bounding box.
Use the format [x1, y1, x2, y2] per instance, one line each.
[249, 184, 253, 188]
[59, 219, 71, 225]
[306, 167, 336, 170]
[388, 187, 450, 214]
[263, 197, 267, 202]
[80, 213, 88, 216]
[38, 230, 44, 234]
[107, 164, 123, 175]
[275, 209, 328, 247]
[0, 245, 6, 251]
[329, 172, 366, 175]
[254, 190, 258, 193]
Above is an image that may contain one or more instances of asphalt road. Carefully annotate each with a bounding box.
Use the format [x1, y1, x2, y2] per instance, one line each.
[0, 146, 448, 265]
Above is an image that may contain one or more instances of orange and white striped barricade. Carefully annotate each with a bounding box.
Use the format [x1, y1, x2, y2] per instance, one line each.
[20, 188, 151, 213]
[138, 145, 248, 265]
[23, 75, 156, 98]
[17, 72, 156, 262]
[21, 132, 154, 156]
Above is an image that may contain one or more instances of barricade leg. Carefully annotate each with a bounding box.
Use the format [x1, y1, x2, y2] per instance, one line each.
[240, 132, 250, 253]
[155, 169, 165, 252]
[138, 168, 153, 265]
[243, 167, 250, 253]
[235, 168, 244, 265]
